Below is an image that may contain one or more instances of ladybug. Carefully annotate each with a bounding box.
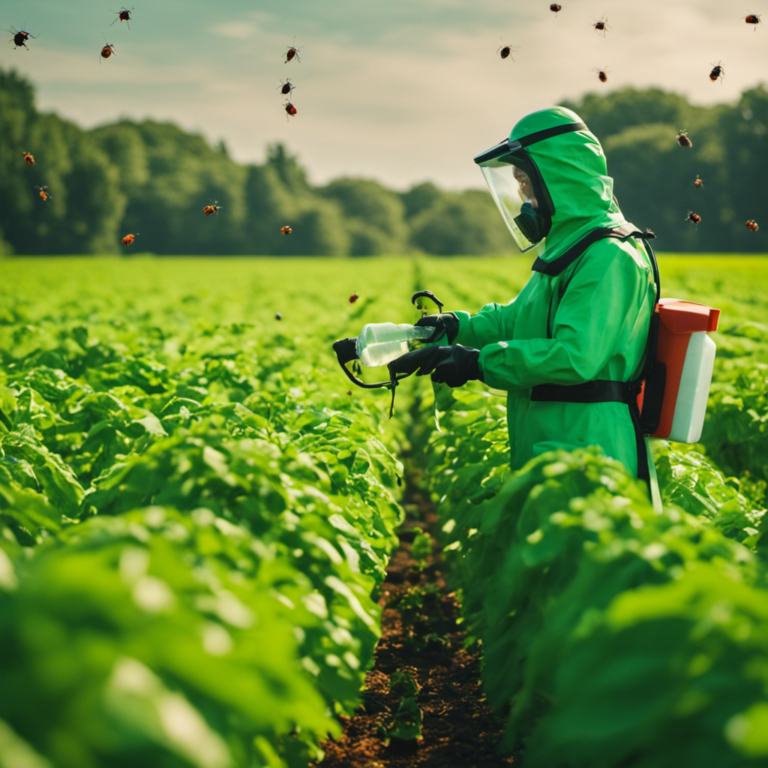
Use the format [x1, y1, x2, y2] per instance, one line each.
[121, 233, 138, 246]
[594, 68, 608, 83]
[203, 201, 222, 216]
[34, 185, 51, 202]
[9, 27, 36, 50]
[280, 225, 292, 235]
[592, 16, 610, 35]
[22, 150, 35, 166]
[110, 7, 133, 30]
[497, 39, 517, 61]
[347, 390, 352, 396]
[745, 14, 761, 27]
[284, 101, 297, 118]
[349, 292, 359, 303]
[694, 175, 704, 188]
[278, 79, 295, 96]
[686, 210, 701, 225]
[100, 41, 116, 60]
[676, 130, 692, 148]
[275, 312, 283, 320]
[709, 61, 724, 82]
[746, 220, 759, 231]
[550, 4, 562, 12]
[284, 44, 302, 63]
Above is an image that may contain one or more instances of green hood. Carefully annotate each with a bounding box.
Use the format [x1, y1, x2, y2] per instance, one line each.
[510, 106, 625, 262]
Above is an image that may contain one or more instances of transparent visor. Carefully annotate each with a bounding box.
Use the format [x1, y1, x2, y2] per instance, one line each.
[479, 162, 541, 252]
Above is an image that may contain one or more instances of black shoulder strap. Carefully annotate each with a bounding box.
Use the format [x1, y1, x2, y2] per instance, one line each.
[532, 222, 654, 277]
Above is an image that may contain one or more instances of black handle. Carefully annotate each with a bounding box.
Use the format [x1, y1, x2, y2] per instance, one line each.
[332, 337, 408, 390]
[411, 290, 444, 314]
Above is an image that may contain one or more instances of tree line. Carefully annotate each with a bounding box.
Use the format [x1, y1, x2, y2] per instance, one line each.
[0, 67, 765, 255]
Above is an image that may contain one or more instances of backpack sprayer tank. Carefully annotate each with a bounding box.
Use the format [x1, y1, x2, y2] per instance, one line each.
[639, 299, 720, 443]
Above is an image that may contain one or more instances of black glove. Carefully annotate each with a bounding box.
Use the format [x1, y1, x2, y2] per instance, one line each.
[388, 344, 483, 388]
[414, 312, 459, 344]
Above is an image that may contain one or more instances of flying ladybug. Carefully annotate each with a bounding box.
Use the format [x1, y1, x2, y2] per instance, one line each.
[694, 175, 704, 188]
[745, 14, 761, 28]
[34, 185, 51, 202]
[110, 7, 134, 30]
[22, 151, 35, 166]
[676, 129, 692, 148]
[121, 233, 139, 246]
[284, 101, 297, 118]
[497, 39, 517, 61]
[277, 79, 295, 96]
[203, 201, 222, 216]
[686, 210, 701, 225]
[284, 43, 302, 63]
[746, 220, 759, 231]
[100, 40, 116, 61]
[594, 67, 609, 83]
[709, 61, 724, 82]
[550, 4, 562, 13]
[592, 16, 610, 36]
[280, 225, 292, 235]
[9, 27, 37, 50]
[349, 292, 359, 304]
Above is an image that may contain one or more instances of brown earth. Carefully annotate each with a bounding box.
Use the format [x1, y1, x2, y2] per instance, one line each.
[312, 472, 516, 768]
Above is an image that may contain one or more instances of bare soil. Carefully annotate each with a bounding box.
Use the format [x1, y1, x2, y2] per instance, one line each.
[312, 470, 515, 768]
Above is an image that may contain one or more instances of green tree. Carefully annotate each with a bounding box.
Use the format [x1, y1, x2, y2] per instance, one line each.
[242, 163, 297, 254]
[0, 69, 40, 253]
[410, 190, 513, 255]
[400, 182, 445, 219]
[266, 143, 311, 197]
[562, 87, 704, 142]
[318, 178, 409, 255]
[604, 123, 725, 251]
[281, 198, 351, 256]
[110, 120, 247, 254]
[716, 85, 768, 252]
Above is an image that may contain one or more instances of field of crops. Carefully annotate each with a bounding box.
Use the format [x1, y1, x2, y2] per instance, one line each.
[1, 254, 767, 768]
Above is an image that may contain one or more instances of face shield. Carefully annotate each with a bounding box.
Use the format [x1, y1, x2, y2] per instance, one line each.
[478, 159, 545, 252]
[474, 120, 586, 252]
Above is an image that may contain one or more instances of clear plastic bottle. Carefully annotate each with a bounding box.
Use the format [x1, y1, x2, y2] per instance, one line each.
[356, 323, 433, 367]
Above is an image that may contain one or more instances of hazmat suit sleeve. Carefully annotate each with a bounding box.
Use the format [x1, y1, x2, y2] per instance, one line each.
[477, 243, 650, 391]
[452, 299, 522, 350]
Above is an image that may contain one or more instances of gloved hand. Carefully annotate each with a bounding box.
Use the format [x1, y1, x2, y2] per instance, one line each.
[388, 344, 483, 388]
[414, 312, 459, 344]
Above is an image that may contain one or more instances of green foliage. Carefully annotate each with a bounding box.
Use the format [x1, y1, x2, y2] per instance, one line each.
[389, 668, 420, 698]
[410, 190, 512, 255]
[319, 178, 410, 255]
[378, 697, 423, 743]
[0, 257, 420, 768]
[564, 85, 768, 252]
[5, 69, 766, 256]
[410, 528, 432, 567]
[400, 181, 444, 220]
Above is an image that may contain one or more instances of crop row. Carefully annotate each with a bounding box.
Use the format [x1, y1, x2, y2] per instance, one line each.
[413, 312, 768, 766]
[0, 259, 416, 768]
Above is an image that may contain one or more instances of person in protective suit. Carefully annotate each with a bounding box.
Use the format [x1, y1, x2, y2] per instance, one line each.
[390, 106, 661, 507]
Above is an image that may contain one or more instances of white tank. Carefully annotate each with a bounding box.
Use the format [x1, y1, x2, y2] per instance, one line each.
[668, 331, 716, 443]
[356, 323, 433, 367]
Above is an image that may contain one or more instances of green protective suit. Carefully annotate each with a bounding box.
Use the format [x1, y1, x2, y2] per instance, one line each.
[455, 107, 660, 504]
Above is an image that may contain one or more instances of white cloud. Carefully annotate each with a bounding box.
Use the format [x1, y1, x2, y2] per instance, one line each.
[211, 21, 260, 40]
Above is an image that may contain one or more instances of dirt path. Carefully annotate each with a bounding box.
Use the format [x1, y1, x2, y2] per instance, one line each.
[312, 462, 515, 768]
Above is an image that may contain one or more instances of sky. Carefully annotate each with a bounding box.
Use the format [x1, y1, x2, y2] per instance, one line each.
[1, 0, 766, 190]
